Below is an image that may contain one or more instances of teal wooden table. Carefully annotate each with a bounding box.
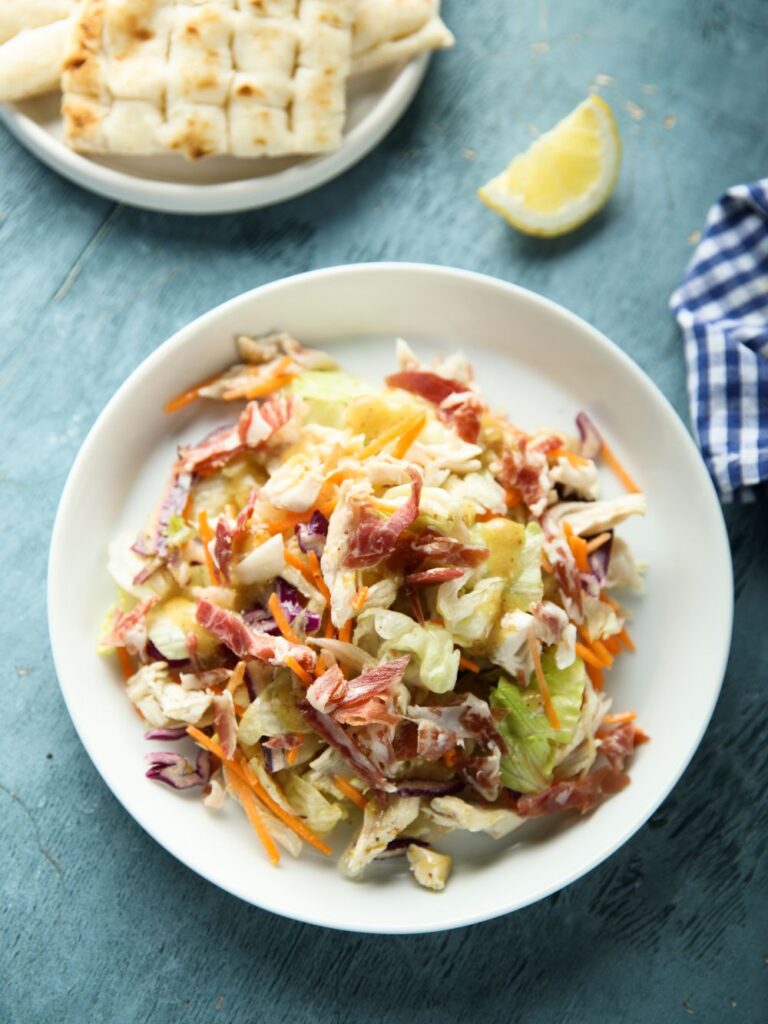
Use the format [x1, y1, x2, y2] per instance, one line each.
[2, 2, 766, 1021]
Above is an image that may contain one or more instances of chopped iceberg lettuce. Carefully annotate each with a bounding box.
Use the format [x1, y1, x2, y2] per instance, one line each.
[504, 522, 545, 611]
[491, 650, 586, 794]
[370, 609, 460, 693]
[436, 573, 505, 648]
[290, 370, 371, 428]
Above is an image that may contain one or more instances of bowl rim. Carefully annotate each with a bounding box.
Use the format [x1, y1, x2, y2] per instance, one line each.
[47, 262, 734, 932]
[0, 56, 428, 215]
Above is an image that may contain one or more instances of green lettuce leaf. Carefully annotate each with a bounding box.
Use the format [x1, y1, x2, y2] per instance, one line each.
[372, 609, 460, 693]
[491, 649, 586, 794]
[290, 370, 371, 427]
[505, 522, 545, 611]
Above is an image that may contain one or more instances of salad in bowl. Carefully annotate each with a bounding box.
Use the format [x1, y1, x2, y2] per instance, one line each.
[101, 332, 647, 891]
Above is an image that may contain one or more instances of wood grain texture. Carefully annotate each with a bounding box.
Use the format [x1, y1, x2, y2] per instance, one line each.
[1, 1, 767, 1021]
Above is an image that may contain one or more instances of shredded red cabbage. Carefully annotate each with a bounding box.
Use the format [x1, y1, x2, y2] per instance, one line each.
[576, 411, 602, 459]
[295, 511, 329, 556]
[144, 725, 188, 741]
[145, 749, 211, 790]
[394, 778, 463, 798]
[587, 530, 613, 585]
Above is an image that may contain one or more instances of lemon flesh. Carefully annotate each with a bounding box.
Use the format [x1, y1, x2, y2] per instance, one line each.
[478, 95, 621, 237]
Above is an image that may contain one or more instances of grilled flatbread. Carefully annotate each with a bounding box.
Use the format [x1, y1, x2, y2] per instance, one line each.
[0, 18, 74, 101]
[61, 0, 356, 158]
[351, 0, 453, 74]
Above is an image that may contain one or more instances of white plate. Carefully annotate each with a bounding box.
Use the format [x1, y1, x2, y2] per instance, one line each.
[1, 60, 427, 214]
[48, 264, 733, 933]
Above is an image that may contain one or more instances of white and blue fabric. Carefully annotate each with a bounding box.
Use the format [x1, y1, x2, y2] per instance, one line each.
[671, 179, 768, 502]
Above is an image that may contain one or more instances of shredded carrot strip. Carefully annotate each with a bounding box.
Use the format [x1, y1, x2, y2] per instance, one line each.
[475, 511, 496, 523]
[541, 554, 553, 575]
[634, 727, 650, 745]
[323, 614, 335, 639]
[223, 764, 281, 865]
[235, 754, 331, 855]
[575, 642, 607, 670]
[318, 497, 338, 518]
[586, 663, 604, 691]
[265, 513, 306, 536]
[285, 655, 313, 687]
[586, 532, 612, 554]
[338, 619, 353, 644]
[602, 711, 638, 726]
[591, 639, 614, 668]
[528, 634, 561, 730]
[618, 627, 636, 653]
[164, 371, 222, 414]
[222, 357, 295, 401]
[601, 440, 641, 494]
[443, 749, 461, 770]
[334, 775, 368, 810]
[459, 655, 480, 673]
[358, 412, 426, 460]
[267, 592, 300, 644]
[505, 486, 522, 508]
[548, 447, 589, 467]
[353, 586, 369, 612]
[603, 635, 622, 656]
[197, 511, 220, 584]
[392, 412, 427, 460]
[116, 647, 135, 680]
[227, 661, 247, 694]
[186, 726, 331, 855]
[283, 549, 317, 591]
[307, 551, 331, 603]
[566, 529, 590, 573]
[286, 743, 300, 767]
[234, 704, 247, 718]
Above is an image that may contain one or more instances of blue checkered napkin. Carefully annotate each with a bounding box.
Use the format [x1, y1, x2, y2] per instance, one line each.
[670, 180, 768, 502]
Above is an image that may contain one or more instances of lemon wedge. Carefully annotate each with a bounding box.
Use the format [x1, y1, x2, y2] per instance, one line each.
[478, 95, 621, 237]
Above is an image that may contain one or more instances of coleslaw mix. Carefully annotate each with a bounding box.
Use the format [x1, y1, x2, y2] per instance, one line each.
[101, 333, 647, 890]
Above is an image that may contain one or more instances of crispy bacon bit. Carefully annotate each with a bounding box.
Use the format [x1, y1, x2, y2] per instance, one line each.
[261, 733, 303, 773]
[178, 424, 243, 475]
[516, 766, 629, 817]
[393, 720, 419, 761]
[498, 438, 553, 517]
[385, 370, 467, 405]
[102, 596, 159, 656]
[307, 658, 410, 727]
[408, 693, 507, 755]
[213, 692, 237, 759]
[405, 567, 466, 587]
[299, 702, 394, 791]
[463, 743, 502, 801]
[394, 527, 488, 573]
[345, 468, 423, 569]
[416, 720, 458, 761]
[214, 518, 236, 580]
[237, 394, 295, 446]
[598, 722, 637, 771]
[195, 599, 315, 670]
[439, 391, 484, 444]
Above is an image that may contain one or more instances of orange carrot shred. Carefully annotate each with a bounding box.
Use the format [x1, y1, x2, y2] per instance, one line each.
[548, 447, 589, 467]
[591, 639, 614, 668]
[353, 586, 369, 612]
[505, 486, 522, 508]
[323, 614, 335, 639]
[267, 592, 300, 644]
[541, 554, 553, 575]
[459, 655, 480, 673]
[358, 412, 426, 461]
[575, 642, 607, 670]
[634, 727, 650, 745]
[164, 371, 222, 414]
[392, 411, 427, 460]
[600, 440, 641, 494]
[186, 726, 331, 855]
[197, 510, 220, 585]
[227, 661, 247, 694]
[285, 655, 313, 687]
[338, 620, 352, 644]
[586, 663, 604, 691]
[618, 627, 636, 653]
[283, 549, 317, 590]
[286, 743, 300, 767]
[586, 532, 612, 554]
[528, 634, 561, 730]
[602, 711, 638, 726]
[117, 646, 135, 680]
[334, 775, 368, 810]
[306, 550, 331, 603]
[223, 764, 280, 866]
[603, 635, 622, 656]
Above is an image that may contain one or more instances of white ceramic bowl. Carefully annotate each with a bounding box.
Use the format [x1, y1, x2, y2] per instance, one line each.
[1, 59, 427, 214]
[48, 264, 733, 933]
